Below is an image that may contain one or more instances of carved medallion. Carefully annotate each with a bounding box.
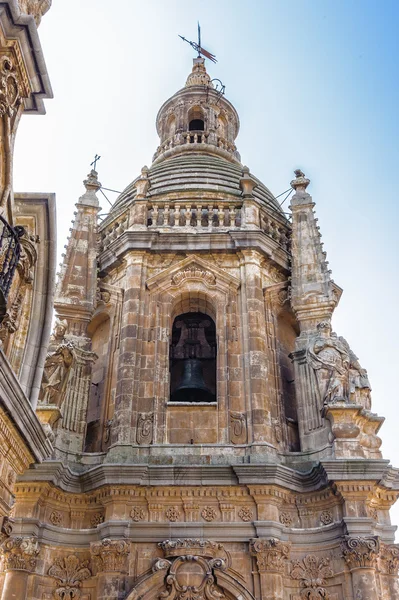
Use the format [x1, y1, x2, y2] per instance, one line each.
[229, 411, 247, 444]
[136, 412, 154, 445]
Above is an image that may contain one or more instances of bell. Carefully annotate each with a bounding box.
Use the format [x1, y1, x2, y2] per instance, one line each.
[171, 359, 215, 403]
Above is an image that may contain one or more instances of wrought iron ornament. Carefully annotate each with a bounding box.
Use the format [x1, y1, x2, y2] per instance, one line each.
[179, 22, 217, 63]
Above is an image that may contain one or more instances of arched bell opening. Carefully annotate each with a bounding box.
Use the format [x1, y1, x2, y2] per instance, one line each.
[188, 106, 205, 137]
[169, 311, 216, 403]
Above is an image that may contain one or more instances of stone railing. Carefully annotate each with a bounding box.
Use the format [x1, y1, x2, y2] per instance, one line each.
[98, 204, 291, 253]
[98, 213, 129, 253]
[153, 130, 238, 161]
[260, 209, 291, 251]
[148, 201, 242, 229]
[0, 215, 23, 322]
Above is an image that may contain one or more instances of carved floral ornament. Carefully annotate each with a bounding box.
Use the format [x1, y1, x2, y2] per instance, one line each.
[48, 555, 91, 600]
[172, 268, 216, 287]
[379, 542, 399, 575]
[290, 554, 333, 600]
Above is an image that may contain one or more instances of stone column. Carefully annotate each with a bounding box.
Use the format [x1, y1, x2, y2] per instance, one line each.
[0, 537, 39, 600]
[240, 250, 272, 445]
[379, 543, 399, 600]
[91, 539, 130, 600]
[111, 252, 146, 447]
[250, 538, 290, 600]
[341, 536, 380, 600]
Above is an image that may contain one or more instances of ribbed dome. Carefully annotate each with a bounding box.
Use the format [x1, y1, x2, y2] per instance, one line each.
[106, 153, 284, 220]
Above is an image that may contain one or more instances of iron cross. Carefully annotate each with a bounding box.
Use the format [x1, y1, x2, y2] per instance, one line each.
[90, 154, 101, 170]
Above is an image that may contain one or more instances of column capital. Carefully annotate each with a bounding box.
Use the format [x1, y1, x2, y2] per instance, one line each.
[341, 536, 380, 570]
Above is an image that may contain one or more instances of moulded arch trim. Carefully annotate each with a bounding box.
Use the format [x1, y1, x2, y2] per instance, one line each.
[146, 255, 240, 294]
[124, 565, 256, 600]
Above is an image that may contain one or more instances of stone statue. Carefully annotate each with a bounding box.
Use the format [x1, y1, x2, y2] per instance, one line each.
[308, 322, 350, 404]
[308, 322, 372, 408]
[39, 319, 74, 406]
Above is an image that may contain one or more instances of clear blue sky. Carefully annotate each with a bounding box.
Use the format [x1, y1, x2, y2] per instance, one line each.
[14, 1, 399, 534]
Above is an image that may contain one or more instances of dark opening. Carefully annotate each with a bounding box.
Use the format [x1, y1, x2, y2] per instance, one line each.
[170, 312, 216, 403]
[189, 119, 204, 131]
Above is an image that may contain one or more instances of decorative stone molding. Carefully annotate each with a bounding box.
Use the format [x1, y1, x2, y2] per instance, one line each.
[250, 538, 291, 573]
[90, 539, 130, 573]
[48, 555, 91, 600]
[1, 536, 39, 572]
[379, 543, 399, 575]
[290, 554, 333, 599]
[158, 539, 224, 559]
[136, 412, 153, 445]
[17, 0, 52, 26]
[341, 536, 380, 570]
[130, 506, 146, 522]
[172, 268, 216, 287]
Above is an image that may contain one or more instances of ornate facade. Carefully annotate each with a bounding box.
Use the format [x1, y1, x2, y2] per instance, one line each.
[0, 6, 397, 599]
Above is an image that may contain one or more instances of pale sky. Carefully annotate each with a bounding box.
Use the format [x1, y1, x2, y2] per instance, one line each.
[14, 1, 399, 535]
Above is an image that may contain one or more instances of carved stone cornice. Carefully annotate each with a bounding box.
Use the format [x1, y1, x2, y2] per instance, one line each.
[379, 543, 399, 576]
[1, 536, 39, 572]
[250, 538, 290, 573]
[290, 554, 333, 599]
[90, 538, 130, 573]
[341, 536, 380, 570]
[48, 554, 91, 600]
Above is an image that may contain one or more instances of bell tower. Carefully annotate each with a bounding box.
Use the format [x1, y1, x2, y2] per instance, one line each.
[10, 54, 398, 600]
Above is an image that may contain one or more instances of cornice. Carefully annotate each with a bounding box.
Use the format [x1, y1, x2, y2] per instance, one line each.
[0, 0, 53, 113]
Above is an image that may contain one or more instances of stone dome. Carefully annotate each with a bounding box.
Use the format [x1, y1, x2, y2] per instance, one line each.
[109, 152, 283, 218]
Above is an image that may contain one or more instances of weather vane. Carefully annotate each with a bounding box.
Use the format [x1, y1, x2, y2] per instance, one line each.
[179, 22, 217, 63]
[91, 154, 101, 171]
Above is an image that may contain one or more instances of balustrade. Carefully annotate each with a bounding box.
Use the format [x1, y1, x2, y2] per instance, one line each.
[147, 202, 242, 229]
[153, 130, 238, 161]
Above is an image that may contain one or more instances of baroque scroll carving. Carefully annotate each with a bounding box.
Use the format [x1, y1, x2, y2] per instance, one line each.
[155, 540, 227, 600]
[341, 536, 380, 570]
[1, 536, 39, 572]
[379, 543, 399, 575]
[48, 554, 91, 600]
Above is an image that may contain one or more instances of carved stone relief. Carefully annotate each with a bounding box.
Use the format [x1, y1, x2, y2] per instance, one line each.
[229, 411, 247, 444]
[250, 538, 291, 573]
[91, 539, 130, 574]
[48, 554, 91, 600]
[341, 536, 379, 570]
[1, 536, 39, 572]
[137, 412, 154, 445]
[290, 554, 333, 599]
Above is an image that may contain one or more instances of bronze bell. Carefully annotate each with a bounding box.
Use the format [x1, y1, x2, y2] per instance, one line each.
[171, 359, 215, 403]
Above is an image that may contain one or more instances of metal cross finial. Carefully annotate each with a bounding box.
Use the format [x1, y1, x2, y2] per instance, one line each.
[90, 154, 101, 171]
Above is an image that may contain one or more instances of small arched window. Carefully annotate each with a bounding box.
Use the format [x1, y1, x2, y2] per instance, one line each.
[188, 106, 205, 132]
[169, 312, 216, 403]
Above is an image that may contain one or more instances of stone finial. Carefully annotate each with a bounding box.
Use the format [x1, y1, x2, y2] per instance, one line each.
[78, 169, 101, 206]
[290, 169, 310, 193]
[240, 166, 257, 197]
[18, 0, 52, 26]
[185, 57, 213, 88]
[135, 165, 150, 199]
